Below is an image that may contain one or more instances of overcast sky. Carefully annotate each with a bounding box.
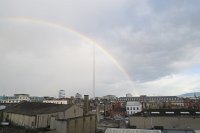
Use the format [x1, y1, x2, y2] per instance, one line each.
[0, 0, 200, 97]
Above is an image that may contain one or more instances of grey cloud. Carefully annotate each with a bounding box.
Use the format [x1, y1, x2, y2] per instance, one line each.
[1, 0, 200, 96]
[95, 1, 200, 82]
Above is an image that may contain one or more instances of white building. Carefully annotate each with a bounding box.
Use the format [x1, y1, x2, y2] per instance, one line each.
[126, 101, 142, 115]
[59, 90, 65, 99]
[0, 94, 30, 103]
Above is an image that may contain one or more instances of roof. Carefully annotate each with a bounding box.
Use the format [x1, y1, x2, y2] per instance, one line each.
[4, 102, 74, 116]
[105, 128, 161, 133]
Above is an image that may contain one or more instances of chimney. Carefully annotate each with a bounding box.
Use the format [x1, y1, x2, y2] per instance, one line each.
[84, 95, 89, 115]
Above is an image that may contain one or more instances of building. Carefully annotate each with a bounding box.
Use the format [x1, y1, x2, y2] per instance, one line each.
[59, 90, 65, 99]
[103, 95, 117, 101]
[129, 109, 200, 130]
[83, 95, 89, 115]
[43, 99, 68, 104]
[30, 96, 44, 102]
[184, 97, 200, 109]
[117, 95, 184, 109]
[126, 93, 133, 97]
[50, 115, 96, 133]
[126, 101, 142, 115]
[0, 94, 30, 103]
[3, 102, 83, 128]
[75, 93, 82, 99]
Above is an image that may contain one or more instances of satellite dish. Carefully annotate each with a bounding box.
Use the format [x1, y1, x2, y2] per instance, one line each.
[0, 105, 6, 110]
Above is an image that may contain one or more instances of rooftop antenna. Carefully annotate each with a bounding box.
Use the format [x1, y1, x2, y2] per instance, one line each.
[93, 45, 96, 99]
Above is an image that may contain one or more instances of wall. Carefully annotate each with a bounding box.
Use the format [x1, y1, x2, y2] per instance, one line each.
[62, 105, 83, 119]
[0, 111, 3, 121]
[3, 105, 83, 129]
[52, 115, 96, 133]
[36, 106, 82, 129]
[130, 116, 200, 130]
[4, 112, 36, 128]
[36, 114, 52, 128]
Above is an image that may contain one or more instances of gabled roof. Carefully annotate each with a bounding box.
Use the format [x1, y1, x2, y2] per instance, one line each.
[4, 102, 74, 116]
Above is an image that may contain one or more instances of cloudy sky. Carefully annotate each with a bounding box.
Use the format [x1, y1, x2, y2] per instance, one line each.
[0, 0, 200, 97]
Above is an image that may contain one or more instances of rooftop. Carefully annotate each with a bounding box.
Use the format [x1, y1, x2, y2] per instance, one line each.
[4, 102, 74, 116]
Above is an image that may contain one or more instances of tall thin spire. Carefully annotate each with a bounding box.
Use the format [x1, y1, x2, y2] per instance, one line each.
[93, 45, 96, 99]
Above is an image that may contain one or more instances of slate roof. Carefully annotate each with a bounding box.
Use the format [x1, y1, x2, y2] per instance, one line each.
[4, 102, 74, 116]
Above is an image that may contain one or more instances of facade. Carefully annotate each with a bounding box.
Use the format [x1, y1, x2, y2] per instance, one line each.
[3, 102, 83, 128]
[0, 94, 30, 103]
[126, 101, 142, 115]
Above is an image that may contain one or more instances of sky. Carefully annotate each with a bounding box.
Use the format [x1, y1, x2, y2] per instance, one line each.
[0, 0, 200, 98]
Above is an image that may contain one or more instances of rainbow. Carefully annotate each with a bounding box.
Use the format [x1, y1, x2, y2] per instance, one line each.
[0, 17, 138, 95]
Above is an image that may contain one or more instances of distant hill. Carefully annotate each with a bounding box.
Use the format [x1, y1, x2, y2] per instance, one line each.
[179, 92, 200, 97]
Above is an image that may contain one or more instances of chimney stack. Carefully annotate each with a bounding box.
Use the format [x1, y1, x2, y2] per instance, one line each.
[84, 95, 89, 115]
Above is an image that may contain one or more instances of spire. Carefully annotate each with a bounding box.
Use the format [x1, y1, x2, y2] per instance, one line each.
[93, 45, 95, 99]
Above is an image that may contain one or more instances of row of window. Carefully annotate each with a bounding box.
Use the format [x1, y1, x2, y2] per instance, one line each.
[17, 97, 29, 99]
[118, 97, 181, 102]
[126, 107, 140, 110]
